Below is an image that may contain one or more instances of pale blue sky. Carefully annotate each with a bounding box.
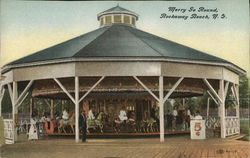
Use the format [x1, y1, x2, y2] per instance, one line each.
[1, 0, 249, 75]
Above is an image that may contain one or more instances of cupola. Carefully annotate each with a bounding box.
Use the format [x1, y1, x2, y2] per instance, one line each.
[97, 5, 139, 27]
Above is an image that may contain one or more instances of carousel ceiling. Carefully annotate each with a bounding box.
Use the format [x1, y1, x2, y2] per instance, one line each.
[29, 77, 218, 100]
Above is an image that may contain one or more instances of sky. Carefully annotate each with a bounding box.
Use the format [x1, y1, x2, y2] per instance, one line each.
[0, 0, 249, 77]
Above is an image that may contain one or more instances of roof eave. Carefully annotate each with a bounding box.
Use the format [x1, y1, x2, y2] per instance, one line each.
[1, 57, 246, 77]
[97, 11, 139, 20]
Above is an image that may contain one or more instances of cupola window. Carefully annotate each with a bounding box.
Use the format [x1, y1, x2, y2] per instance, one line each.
[132, 17, 136, 25]
[124, 15, 130, 24]
[114, 15, 122, 23]
[100, 17, 104, 26]
[105, 16, 112, 24]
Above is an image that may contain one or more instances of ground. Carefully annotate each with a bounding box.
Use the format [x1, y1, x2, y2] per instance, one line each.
[1, 135, 249, 158]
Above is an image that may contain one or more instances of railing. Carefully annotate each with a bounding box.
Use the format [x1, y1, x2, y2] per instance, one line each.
[225, 116, 240, 136]
[205, 116, 220, 129]
[4, 119, 14, 144]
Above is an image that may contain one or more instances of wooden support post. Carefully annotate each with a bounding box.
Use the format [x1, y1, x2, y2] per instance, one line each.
[207, 98, 210, 117]
[219, 80, 226, 138]
[75, 76, 80, 143]
[159, 76, 164, 142]
[235, 84, 240, 134]
[235, 84, 240, 118]
[12, 82, 18, 142]
[0, 88, 5, 117]
[30, 98, 33, 117]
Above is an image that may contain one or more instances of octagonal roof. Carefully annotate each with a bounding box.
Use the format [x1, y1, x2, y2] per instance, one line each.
[7, 24, 229, 65]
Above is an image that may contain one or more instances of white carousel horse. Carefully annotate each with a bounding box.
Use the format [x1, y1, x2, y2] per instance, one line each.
[58, 112, 75, 133]
[114, 112, 137, 133]
[87, 112, 105, 133]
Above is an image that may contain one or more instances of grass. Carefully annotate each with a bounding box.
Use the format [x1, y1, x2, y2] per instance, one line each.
[240, 119, 249, 141]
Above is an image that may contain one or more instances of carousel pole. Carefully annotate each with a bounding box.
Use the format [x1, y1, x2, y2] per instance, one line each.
[159, 76, 164, 142]
[75, 76, 80, 143]
[50, 99, 54, 119]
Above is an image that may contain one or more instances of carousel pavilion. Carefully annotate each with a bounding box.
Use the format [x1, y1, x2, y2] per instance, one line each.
[0, 5, 245, 143]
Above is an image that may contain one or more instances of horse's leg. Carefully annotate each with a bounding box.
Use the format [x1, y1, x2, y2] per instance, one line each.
[63, 125, 67, 133]
[58, 122, 62, 133]
[71, 124, 75, 133]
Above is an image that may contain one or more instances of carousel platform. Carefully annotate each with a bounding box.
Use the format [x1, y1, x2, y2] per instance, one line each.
[46, 131, 190, 138]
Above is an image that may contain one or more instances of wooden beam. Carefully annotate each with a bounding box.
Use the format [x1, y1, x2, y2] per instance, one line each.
[207, 90, 219, 105]
[203, 78, 222, 104]
[78, 76, 105, 103]
[163, 77, 184, 103]
[224, 81, 229, 102]
[230, 86, 238, 106]
[133, 76, 159, 102]
[44, 99, 51, 108]
[0, 88, 5, 117]
[7, 83, 13, 105]
[16, 92, 29, 108]
[54, 78, 75, 104]
[15, 80, 34, 107]
[232, 84, 239, 105]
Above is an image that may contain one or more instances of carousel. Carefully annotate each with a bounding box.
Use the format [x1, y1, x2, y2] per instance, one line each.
[0, 5, 245, 143]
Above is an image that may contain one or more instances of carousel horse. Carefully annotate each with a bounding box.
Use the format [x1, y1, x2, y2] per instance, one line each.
[45, 119, 56, 134]
[114, 112, 137, 133]
[146, 118, 158, 132]
[87, 112, 105, 133]
[58, 112, 75, 133]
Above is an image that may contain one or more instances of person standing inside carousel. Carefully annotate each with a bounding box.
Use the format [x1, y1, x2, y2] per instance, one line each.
[79, 110, 87, 142]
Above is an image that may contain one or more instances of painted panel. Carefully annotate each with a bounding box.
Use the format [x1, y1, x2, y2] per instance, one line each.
[162, 62, 223, 79]
[76, 62, 161, 76]
[13, 63, 75, 81]
[223, 68, 239, 84]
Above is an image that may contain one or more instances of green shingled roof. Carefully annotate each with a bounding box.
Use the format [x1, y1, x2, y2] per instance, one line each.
[8, 24, 229, 65]
[99, 5, 136, 14]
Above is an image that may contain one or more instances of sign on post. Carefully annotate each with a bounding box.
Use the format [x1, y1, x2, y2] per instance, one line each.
[190, 119, 206, 139]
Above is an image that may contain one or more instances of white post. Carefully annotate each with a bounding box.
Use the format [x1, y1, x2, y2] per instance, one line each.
[159, 76, 164, 142]
[235, 84, 240, 134]
[0, 88, 5, 117]
[219, 80, 226, 138]
[207, 98, 210, 117]
[235, 84, 240, 118]
[75, 76, 80, 143]
[12, 82, 18, 142]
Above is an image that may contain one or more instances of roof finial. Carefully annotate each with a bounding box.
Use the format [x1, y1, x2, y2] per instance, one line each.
[117, 3, 119, 7]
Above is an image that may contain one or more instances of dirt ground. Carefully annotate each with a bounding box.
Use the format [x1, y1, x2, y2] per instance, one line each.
[0, 135, 249, 158]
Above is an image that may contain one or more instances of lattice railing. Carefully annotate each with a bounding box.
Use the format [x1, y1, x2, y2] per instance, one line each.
[225, 116, 240, 136]
[205, 117, 220, 129]
[4, 119, 14, 144]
